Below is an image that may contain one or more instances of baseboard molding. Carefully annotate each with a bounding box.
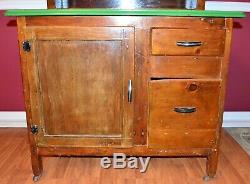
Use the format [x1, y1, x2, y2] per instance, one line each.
[0, 111, 249, 128]
[0, 112, 26, 127]
[223, 112, 250, 127]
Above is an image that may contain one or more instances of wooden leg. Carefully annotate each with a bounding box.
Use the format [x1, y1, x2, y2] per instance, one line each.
[30, 146, 43, 182]
[204, 150, 219, 181]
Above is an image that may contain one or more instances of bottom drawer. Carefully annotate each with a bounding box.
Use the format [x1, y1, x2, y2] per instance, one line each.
[148, 79, 221, 148]
[149, 129, 216, 149]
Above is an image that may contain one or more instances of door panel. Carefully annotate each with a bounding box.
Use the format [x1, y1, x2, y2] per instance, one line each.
[25, 27, 134, 147]
[37, 40, 123, 136]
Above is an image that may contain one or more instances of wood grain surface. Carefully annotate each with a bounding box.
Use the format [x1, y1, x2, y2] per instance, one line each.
[151, 28, 225, 56]
[149, 56, 222, 79]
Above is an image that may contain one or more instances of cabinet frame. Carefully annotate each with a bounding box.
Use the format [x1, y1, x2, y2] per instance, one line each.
[17, 16, 233, 180]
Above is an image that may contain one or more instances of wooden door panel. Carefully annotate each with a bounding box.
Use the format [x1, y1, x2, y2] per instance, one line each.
[37, 40, 123, 136]
[25, 27, 134, 147]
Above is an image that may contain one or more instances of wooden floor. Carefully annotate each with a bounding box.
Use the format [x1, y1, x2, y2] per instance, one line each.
[0, 128, 249, 184]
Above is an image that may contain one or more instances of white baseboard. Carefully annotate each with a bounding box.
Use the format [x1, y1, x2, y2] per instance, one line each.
[0, 111, 249, 128]
[0, 112, 26, 127]
[223, 112, 250, 127]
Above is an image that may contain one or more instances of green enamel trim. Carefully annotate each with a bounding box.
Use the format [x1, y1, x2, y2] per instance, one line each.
[5, 9, 245, 18]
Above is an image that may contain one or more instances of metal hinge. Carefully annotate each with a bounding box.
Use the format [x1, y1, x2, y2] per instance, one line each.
[30, 125, 38, 134]
[23, 41, 31, 52]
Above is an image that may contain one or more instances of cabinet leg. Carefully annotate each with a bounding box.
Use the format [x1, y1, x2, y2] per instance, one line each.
[204, 150, 219, 181]
[30, 147, 43, 182]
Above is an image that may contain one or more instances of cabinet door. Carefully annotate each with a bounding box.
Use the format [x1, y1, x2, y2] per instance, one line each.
[24, 27, 134, 147]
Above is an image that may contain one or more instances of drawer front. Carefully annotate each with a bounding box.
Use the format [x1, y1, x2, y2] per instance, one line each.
[150, 56, 221, 78]
[149, 130, 217, 149]
[151, 29, 225, 56]
[148, 79, 221, 148]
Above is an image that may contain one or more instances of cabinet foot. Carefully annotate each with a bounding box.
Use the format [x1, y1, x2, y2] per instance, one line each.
[33, 175, 41, 182]
[203, 175, 214, 181]
[205, 150, 219, 179]
[30, 146, 43, 181]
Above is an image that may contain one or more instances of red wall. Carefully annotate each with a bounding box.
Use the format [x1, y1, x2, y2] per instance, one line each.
[0, 9, 250, 111]
[226, 12, 250, 110]
[0, 11, 24, 111]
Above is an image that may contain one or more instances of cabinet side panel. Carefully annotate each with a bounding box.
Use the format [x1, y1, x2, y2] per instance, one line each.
[17, 17, 43, 176]
[216, 18, 233, 145]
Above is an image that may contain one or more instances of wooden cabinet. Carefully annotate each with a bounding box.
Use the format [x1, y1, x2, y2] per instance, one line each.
[16, 15, 233, 181]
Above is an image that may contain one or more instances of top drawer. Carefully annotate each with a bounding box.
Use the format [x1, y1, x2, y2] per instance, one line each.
[151, 28, 225, 56]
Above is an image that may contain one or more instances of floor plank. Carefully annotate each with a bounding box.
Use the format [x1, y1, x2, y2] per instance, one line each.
[0, 128, 249, 184]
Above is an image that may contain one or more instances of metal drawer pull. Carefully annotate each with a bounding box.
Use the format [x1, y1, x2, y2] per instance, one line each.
[176, 41, 202, 47]
[174, 107, 196, 113]
[128, 80, 133, 103]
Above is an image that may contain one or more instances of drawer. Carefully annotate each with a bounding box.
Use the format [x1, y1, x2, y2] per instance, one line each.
[148, 79, 221, 148]
[149, 129, 217, 149]
[150, 56, 221, 78]
[151, 28, 225, 56]
[149, 79, 221, 130]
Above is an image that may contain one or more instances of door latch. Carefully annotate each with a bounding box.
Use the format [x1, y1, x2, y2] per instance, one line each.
[23, 41, 31, 52]
[30, 125, 38, 134]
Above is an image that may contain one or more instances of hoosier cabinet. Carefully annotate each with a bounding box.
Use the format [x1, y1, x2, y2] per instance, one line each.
[5, 1, 245, 181]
